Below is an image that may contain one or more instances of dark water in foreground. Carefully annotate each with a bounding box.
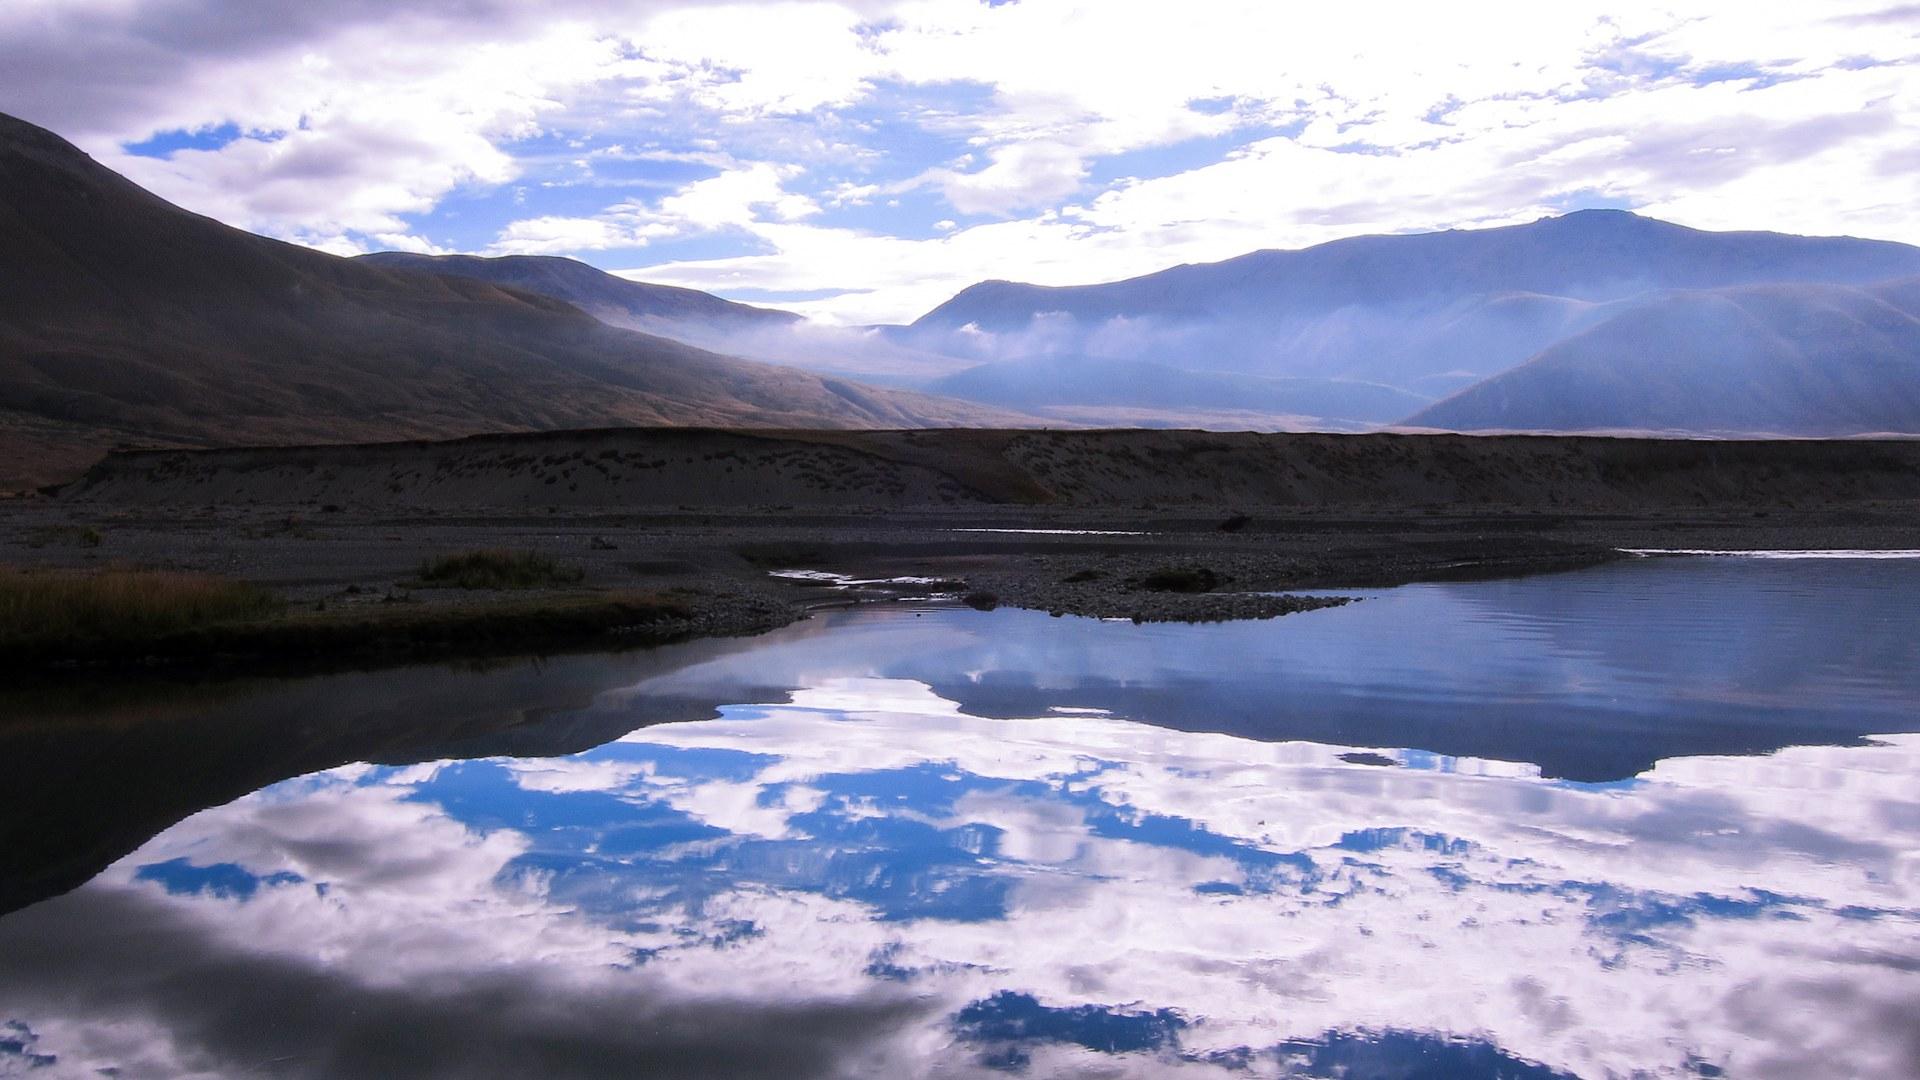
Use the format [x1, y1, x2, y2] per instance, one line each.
[1, 558, 1916, 1078]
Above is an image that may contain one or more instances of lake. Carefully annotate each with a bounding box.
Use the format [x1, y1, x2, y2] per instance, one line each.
[1, 557, 1916, 1078]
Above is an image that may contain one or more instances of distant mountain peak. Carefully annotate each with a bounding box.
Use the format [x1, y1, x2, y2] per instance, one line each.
[1532, 207, 1678, 232]
[1552, 207, 1644, 220]
[912, 211, 1920, 333]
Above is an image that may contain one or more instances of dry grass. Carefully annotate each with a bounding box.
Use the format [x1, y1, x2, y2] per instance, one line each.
[417, 549, 584, 590]
[24, 525, 102, 548]
[0, 567, 282, 645]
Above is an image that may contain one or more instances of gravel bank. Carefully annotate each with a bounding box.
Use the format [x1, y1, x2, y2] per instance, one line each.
[3, 498, 1914, 672]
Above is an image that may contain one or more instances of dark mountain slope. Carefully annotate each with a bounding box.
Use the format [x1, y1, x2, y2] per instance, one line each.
[355, 252, 800, 336]
[0, 111, 1022, 488]
[1406, 279, 1920, 435]
[360, 251, 990, 389]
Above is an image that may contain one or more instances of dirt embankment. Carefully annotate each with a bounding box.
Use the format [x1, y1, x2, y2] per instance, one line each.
[14, 428, 1918, 672]
[55, 428, 1920, 512]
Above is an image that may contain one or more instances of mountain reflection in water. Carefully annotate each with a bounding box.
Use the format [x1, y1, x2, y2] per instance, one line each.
[0, 558, 1916, 1078]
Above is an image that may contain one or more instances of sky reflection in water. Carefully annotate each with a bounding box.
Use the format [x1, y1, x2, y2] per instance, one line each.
[1, 559, 1917, 1078]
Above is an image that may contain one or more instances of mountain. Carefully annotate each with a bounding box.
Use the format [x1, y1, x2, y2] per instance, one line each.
[361, 250, 991, 389]
[1405, 279, 1920, 436]
[916, 211, 1920, 331]
[902, 212, 1920, 386]
[0, 112, 1024, 489]
[895, 211, 1920, 432]
[356, 252, 800, 337]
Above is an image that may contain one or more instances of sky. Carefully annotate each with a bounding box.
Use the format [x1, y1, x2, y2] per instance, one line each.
[3, 1, 1918, 324]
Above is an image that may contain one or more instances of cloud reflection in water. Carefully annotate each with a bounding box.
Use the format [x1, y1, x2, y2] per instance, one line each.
[2, 671, 1916, 1078]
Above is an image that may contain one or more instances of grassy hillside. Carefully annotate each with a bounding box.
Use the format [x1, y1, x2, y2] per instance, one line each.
[0, 112, 1028, 490]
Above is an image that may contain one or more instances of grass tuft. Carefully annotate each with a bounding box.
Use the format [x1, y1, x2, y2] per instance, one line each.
[0, 567, 281, 645]
[417, 549, 584, 590]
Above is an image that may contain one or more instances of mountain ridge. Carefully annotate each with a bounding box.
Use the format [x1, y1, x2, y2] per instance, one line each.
[0, 111, 1029, 489]
[913, 211, 1920, 332]
[356, 251, 801, 335]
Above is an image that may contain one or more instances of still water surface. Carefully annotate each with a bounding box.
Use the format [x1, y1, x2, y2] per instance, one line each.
[1, 558, 1916, 1078]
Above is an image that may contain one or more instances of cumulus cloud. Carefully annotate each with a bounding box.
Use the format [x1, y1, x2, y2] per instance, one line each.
[490, 161, 818, 253]
[3, 1, 1916, 318]
[934, 140, 1090, 215]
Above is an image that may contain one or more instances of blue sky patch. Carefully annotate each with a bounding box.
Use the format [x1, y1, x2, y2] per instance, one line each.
[134, 858, 304, 900]
[124, 122, 245, 158]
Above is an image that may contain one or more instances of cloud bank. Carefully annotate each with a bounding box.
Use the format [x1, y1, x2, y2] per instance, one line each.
[3, 1, 1916, 321]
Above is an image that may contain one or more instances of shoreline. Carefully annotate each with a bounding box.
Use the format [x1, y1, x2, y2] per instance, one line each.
[12, 423, 1920, 678]
[1, 585, 802, 680]
[8, 497, 1914, 679]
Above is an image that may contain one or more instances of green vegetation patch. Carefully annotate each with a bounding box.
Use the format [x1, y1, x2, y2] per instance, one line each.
[0, 567, 281, 645]
[417, 549, 585, 589]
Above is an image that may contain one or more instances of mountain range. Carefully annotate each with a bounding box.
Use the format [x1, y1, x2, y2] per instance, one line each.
[915, 210, 1920, 331]
[0, 111, 1021, 488]
[7, 103, 1920, 489]
[892, 210, 1920, 433]
[361, 211, 1920, 436]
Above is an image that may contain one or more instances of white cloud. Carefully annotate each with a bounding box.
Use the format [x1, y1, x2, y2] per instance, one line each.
[637, 1, 887, 115]
[490, 160, 818, 253]
[611, 2, 1920, 322]
[17, 672, 1914, 1077]
[934, 140, 1089, 216]
[4, 1, 1917, 320]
